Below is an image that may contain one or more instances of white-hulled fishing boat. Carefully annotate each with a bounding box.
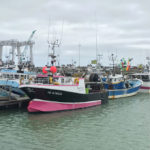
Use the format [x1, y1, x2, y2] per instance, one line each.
[129, 72, 150, 93]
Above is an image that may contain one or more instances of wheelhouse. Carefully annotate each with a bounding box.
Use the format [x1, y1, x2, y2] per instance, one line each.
[0, 72, 31, 80]
[130, 73, 150, 82]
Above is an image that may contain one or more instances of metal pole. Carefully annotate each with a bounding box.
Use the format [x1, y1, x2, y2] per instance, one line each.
[0, 45, 3, 61]
[12, 46, 15, 64]
[17, 46, 21, 65]
[78, 44, 81, 67]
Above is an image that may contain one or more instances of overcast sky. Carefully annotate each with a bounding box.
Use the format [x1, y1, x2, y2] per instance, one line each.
[0, 0, 150, 66]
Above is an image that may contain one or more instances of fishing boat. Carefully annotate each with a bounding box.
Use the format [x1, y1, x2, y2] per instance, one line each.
[102, 74, 143, 99]
[0, 68, 36, 96]
[19, 37, 108, 113]
[129, 72, 150, 93]
[101, 54, 143, 99]
[0, 88, 10, 100]
[19, 73, 108, 112]
[0, 86, 21, 100]
[129, 57, 150, 93]
[0, 34, 37, 97]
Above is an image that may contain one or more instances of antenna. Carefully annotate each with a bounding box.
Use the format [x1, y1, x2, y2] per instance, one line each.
[57, 20, 64, 66]
[48, 39, 60, 66]
[47, 17, 51, 43]
[59, 19, 64, 46]
[97, 54, 103, 65]
[47, 18, 51, 66]
[78, 43, 81, 67]
[47, 19, 63, 66]
[95, 12, 98, 62]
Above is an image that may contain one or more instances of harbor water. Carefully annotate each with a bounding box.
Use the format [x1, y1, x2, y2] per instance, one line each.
[0, 93, 150, 150]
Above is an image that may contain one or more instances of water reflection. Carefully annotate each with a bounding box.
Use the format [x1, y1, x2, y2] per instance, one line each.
[27, 105, 104, 124]
[0, 93, 150, 150]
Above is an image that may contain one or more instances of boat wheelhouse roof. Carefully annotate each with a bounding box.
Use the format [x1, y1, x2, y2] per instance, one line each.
[0, 69, 35, 75]
[131, 72, 150, 76]
[108, 74, 123, 79]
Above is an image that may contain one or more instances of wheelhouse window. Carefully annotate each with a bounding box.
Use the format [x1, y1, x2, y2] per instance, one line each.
[21, 75, 24, 78]
[15, 74, 19, 79]
[61, 78, 64, 83]
[24, 75, 27, 79]
[10, 74, 13, 79]
[142, 75, 150, 81]
[6, 74, 9, 78]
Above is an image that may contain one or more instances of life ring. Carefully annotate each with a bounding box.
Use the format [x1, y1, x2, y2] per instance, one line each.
[20, 77, 24, 85]
[74, 78, 79, 85]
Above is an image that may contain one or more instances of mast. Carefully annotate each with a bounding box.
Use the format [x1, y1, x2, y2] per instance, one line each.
[48, 39, 60, 66]
[109, 53, 117, 76]
[47, 19, 63, 67]
[96, 27, 98, 63]
[78, 43, 81, 67]
[95, 13, 98, 64]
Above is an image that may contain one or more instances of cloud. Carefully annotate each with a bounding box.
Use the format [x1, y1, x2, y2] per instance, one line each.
[0, 0, 150, 66]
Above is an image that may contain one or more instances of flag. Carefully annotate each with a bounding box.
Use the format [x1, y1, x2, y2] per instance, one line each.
[91, 60, 97, 64]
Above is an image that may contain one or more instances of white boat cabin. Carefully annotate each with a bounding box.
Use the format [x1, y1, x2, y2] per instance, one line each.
[130, 73, 150, 82]
[106, 74, 124, 84]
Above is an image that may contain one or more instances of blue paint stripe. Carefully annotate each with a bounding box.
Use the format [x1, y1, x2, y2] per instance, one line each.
[108, 86, 140, 96]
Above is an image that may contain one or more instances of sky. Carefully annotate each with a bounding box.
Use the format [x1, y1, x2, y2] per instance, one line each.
[0, 0, 150, 67]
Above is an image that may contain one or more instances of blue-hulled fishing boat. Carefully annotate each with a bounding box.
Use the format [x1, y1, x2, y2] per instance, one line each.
[102, 74, 143, 99]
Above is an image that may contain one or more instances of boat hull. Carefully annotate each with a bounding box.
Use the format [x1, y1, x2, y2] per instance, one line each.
[129, 72, 150, 93]
[28, 99, 102, 112]
[108, 79, 142, 99]
[0, 89, 9, 100]
[108, 87, 139, 99]
[0, 79, 26, 96]
[140, 82, 150, 93]
[20, 86, 108, 112]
